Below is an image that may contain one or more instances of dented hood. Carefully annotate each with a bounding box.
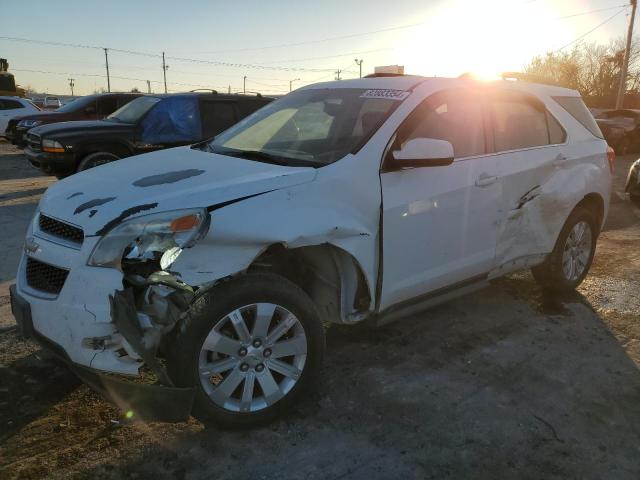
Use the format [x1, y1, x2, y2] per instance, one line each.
[39, 146, 317, 235]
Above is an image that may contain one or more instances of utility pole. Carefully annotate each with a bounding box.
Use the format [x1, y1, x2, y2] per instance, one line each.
[616, 0, 637, 108]
[228, 84, 231, 94]
[243, 75, 247, 94]
[68, 78, 75, 96]
[162, 52, 168, 94]
[289, 78, 300, 92]
[104, 48, 111, 92]
[335, 70, 342, 80]
[146, 80, 151, 93]
[354, 58, 363, 78]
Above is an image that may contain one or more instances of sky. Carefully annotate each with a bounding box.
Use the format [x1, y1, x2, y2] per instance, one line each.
[0, 0, 635, 96]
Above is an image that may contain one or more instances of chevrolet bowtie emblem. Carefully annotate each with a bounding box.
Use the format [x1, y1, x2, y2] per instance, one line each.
[24, 237, 40, 255]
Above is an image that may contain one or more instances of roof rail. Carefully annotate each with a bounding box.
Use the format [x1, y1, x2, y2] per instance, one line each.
[363, 73, 405, 78]
[189, 89, 218, 94]
[500, 71, 561, 87]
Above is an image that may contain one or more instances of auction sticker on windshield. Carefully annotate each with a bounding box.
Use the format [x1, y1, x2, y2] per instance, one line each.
[360, 89, 410, 100]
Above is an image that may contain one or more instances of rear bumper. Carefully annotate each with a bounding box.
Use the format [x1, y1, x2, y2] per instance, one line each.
[24, 146, 75, 175]
[10, 284, 195, 422]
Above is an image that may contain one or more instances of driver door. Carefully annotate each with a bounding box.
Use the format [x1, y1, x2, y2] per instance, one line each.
[379, 89, 501, 310]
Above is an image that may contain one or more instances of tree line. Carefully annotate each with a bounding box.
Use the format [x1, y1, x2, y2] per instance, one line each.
[524, 37, 640, 108]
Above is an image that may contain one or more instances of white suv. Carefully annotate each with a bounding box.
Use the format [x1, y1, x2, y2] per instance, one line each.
[10, 75, 613, 427]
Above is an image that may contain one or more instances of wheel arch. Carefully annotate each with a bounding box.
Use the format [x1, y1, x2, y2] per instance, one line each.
[246, 243, 372, 324]
[573, 192, 605, 231]
[76, 141, 133, 160]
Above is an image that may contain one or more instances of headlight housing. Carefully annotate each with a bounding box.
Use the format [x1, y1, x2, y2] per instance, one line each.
[42, 138, 65, 153]
[18, 119, 42, 128]
[88, 208, 210, 269]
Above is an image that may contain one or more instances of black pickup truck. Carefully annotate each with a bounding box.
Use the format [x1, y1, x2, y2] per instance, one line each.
[6, 93, 141, 147]
[24, 92, 273, 178]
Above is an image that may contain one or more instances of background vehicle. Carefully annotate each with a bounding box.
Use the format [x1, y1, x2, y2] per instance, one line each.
[10, 76, 611, 427]
[42, 96, 62, 109]
[0, 96, 40, 135]
[24, 92, 273, 177]
[626, 158, 640, 206]
[595, 109, 640, 154]
[5, 93, 141, 146]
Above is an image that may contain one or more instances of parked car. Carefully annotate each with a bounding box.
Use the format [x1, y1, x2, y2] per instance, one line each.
[5, 93, 141, 147]
[0, 96, 40, 136]
[24, 92, 273, 177]
[594, 109, 640, 154]
[42, 96, 62, 109]
[10, 75, 612, 427]
[626, 158, 640, 206]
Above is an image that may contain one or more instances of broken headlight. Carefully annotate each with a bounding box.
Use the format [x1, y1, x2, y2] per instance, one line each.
[88, 208, 210, 269]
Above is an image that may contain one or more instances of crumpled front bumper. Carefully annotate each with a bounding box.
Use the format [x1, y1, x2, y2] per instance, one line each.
[10, 284, 195, 422]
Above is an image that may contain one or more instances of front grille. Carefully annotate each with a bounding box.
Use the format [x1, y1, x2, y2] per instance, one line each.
[39, 214, 84, 244]
[27, 132, 41, 151]
[25, 258, 69, 295]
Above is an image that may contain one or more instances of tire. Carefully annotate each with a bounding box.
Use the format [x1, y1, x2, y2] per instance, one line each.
[531, 206, 599, 291]
[631, 193, 640, 208]
[77, 151, 119, 172]
[166, 273, 325, 429]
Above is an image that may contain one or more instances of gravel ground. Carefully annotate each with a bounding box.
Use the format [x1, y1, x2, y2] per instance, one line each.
[1, 139, 639, 479]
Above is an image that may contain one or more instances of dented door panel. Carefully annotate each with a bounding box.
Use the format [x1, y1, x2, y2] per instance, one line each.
[494, 139, 609, 270]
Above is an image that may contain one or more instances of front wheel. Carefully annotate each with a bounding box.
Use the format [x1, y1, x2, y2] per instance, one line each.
[77, 151, 119, 172]
[166, 273, 325, 429]
[532, 207, 598, 291]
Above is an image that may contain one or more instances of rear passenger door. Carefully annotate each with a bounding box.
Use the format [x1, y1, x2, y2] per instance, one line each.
[200, 100, 238, 139]
[489, 90, 568, 270]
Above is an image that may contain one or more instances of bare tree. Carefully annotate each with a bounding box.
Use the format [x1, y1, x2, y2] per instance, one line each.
[524, 38, 640, 106]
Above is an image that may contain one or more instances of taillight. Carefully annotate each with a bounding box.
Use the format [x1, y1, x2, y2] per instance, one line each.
[607, 146, 615, 173]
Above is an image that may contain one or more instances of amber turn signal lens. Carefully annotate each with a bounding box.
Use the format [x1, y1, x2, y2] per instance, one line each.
[43, 147, 65, 153]
[170, 214, 200, 231]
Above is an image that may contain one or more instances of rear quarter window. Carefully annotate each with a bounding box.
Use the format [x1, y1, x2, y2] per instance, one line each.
[552, 96, 603, 139]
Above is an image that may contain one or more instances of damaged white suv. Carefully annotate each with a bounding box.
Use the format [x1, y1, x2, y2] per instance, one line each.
[11, 75, 613, 427]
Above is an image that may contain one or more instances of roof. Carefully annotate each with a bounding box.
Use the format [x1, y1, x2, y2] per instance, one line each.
[300, 74, 580, 97]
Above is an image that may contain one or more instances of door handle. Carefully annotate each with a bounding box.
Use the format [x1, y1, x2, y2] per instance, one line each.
[475, 174, 498, 187]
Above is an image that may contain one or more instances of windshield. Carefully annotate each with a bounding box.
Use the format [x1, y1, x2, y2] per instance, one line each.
[209, 88, 402, 166]
[107, 96, 161, 123]
[56, 95, 97, 113]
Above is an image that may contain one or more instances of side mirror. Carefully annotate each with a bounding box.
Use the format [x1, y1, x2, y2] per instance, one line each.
[84, 105, 96, 115]
[392, 138, 454, 167]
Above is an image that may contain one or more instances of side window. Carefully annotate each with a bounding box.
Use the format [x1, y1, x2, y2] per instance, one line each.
[140, 96, 202, 144]
[547, 111, 566, 144]
[117, 96, 135, 109]
[200, 101, 238, 138]
[3, 100, 24, 110]
[96, 97, 118, 115]
[491, 98, 549, 151]
[400, 91, 485, 158]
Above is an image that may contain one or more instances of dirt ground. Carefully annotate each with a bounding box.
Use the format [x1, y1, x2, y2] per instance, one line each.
[1, 139, 639, 479]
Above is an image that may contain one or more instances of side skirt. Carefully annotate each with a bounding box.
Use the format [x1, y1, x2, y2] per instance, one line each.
[372, 274, 490, 327]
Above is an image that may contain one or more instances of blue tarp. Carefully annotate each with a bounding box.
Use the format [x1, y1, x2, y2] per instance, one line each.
[140, 96, 201, 144]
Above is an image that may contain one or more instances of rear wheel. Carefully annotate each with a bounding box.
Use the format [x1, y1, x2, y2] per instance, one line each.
[166, 273, 325, 429]
[77, 151, 119, 172]
[532, 207, 598, 291]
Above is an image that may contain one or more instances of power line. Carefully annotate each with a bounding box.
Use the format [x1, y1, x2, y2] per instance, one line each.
[554, 8, 626, 52]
